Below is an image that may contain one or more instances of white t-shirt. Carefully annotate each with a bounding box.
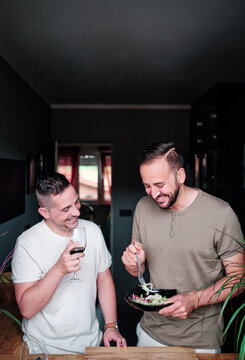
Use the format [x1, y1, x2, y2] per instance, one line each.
[12, 219, 112, 354]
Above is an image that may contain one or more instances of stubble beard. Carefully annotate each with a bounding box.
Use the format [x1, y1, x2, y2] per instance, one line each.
[154, 183, 180, 209]
[65, 216, 79, 228]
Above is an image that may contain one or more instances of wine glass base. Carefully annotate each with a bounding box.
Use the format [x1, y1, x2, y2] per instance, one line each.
[70, 275, 80, 281]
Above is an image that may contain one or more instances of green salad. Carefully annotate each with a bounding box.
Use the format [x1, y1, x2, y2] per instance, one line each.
[131, 293, 167, 306]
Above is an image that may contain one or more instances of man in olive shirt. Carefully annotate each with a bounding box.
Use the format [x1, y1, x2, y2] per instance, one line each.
[122, 141, 244, 353]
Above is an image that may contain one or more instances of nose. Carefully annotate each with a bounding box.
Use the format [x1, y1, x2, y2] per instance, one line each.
[72, 205, 80, 217]
[151, 187, 160, 199]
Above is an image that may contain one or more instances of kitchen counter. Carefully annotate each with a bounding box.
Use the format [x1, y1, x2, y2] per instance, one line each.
[0, 314, 238, 359]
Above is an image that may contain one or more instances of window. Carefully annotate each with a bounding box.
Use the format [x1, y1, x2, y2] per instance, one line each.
[57, 146, 111, 204]
[79, 154, 99, 201]
[102, 154, 111, 202]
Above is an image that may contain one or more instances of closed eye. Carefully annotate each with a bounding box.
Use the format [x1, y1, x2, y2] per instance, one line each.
[156, 183, 165, 188]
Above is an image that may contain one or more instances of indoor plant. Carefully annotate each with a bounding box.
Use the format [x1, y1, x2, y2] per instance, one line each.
[0, 236, 22, 328]
[214, 233, 245, 360]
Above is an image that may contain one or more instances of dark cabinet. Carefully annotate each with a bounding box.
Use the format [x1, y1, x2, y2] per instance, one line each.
[191, 82, 245, 150]
[190, 83, 245, 354]
[190, 82, 245, 231]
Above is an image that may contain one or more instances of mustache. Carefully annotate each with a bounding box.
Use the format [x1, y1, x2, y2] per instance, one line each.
[66, 216, 79, 221]
[154, 194, 168, 199]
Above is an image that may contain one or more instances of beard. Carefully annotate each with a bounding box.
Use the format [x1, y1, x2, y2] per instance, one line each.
[154, 181, 180, 209]
[65, 216, 79, 228]
[167, 184, 180, 208]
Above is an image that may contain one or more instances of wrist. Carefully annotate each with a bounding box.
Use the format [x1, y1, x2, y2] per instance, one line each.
[190, 291, 199, 309]
[52, 263, 65, 277]
[104, 321, 119, 332]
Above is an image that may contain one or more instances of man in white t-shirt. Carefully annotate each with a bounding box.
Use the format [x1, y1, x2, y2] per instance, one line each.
[12, 172, 126, 354]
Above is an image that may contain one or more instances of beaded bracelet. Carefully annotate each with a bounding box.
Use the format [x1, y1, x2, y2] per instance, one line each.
[191, 291, 199, 309]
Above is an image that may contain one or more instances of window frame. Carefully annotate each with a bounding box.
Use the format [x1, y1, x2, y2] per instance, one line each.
[57, 145, 111, 205]
[78, 150, 111, 205]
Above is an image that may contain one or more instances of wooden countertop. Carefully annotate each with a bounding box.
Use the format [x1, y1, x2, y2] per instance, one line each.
[0, 346, 239, 360]
[0, 356, 83, 359]
[0, 313, 238, 359]
[0, 351, 239, 360]
[84, 347, 239, 360]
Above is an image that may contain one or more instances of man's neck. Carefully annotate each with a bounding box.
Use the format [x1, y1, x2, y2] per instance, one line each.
[45, 219, 67, 237]
[170, 185, 198, 211]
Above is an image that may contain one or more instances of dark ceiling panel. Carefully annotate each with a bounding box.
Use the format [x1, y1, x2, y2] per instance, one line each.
[0, 0, 245, 105]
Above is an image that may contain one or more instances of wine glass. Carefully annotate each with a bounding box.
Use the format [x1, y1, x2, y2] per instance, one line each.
[67, 224, 87, 281]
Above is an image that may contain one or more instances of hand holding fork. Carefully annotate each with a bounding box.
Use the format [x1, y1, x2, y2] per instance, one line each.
[133, 241, 158, 293]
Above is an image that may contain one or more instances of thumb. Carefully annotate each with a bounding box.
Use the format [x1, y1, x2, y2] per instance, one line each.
[65, 240, 79, 253]
[132, 240, 143, 251]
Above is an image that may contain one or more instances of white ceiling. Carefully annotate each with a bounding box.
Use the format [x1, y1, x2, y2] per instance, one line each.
[0, 1, 245, 106]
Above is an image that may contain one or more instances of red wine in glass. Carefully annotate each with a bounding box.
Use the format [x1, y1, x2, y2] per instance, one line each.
[70, 247, 85, 255]
[67, 225, 87, 281]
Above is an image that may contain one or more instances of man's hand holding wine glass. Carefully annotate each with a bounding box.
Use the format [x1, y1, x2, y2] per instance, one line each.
[66, 225, 87, 281]
[55, 239, 85, 276]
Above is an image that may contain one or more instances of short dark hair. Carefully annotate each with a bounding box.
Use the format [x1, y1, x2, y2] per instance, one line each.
[36, 172, 70, 196]
[139, 141, 184, 171]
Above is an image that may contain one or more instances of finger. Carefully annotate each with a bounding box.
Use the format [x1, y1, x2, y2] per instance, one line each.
[132, 241, 143, 251]
[116, 338, 122, 348]
[122, 250, 137, 264]
[159, 303, 176, 315]
[65, 240, 80, 253]
[103, 334, 110, 347]
[70, 252, 84, 260]
[127, 244, 138, 254]
[70, 261, 80, 272]
[121, 337, 127, 348]
[172, 312, 188, 319]
[164, 296, 176, 305]
[121, 254, 137, 267]
[75, 258, 81, 267]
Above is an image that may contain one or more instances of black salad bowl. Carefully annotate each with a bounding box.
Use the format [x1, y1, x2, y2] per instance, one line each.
[125, 285, 177, 312]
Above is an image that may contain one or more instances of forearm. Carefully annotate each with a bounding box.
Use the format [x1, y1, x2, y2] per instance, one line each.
[98, 269, 127, 348]
[15, 263, 64, 319]
[195, 274, 244, 308]
[97, 269, 118, 324]
[160, 273, 244, 319]
[196, 251, 245, 308]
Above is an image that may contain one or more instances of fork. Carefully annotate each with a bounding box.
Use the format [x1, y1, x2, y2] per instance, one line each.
[134, 247, 146, 286]
[133, 241, 158, 293]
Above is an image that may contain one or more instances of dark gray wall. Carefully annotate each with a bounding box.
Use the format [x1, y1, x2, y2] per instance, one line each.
[0, 55, 51, 266]
[52, 108, 190, 302]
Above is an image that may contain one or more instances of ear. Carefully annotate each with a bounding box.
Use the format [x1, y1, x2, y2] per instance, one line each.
[178, 168, 186, 184]
[38, 207, 50, 220]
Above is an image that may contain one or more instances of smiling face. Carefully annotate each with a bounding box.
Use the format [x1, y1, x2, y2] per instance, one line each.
[140, 156, 185, 209]
[38, 184, 81, 235]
